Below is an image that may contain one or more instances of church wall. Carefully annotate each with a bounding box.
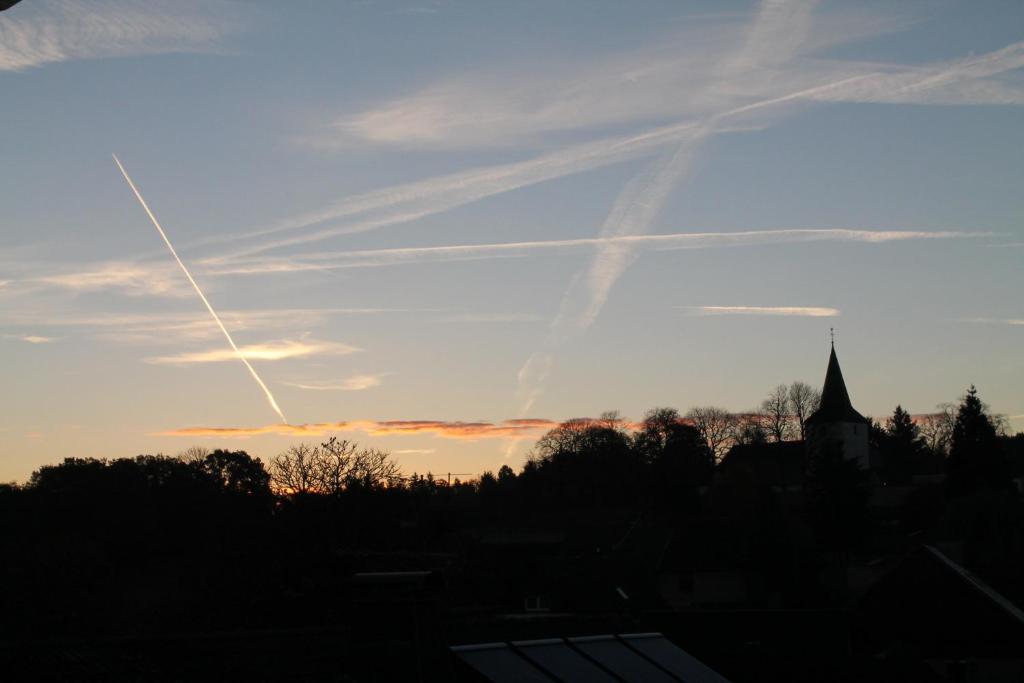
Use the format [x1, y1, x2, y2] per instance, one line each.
[807, 421, 870, 469]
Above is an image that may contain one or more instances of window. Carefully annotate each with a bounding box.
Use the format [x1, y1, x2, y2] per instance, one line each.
[524, 595, 551, 612]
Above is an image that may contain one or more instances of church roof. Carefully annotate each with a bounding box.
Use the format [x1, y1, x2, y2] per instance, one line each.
[805, 344, 869, 425]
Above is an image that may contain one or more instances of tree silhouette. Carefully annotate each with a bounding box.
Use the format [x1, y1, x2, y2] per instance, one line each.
[788, 381, 821, 441]
[880, 405, 925, 484]
[634, 407, 713, 511]
[197, 449, 272, 497]
[759, 384, 795, 442]
[528, 416, 641, 508]
[685, 406, 736, 463]
[177, 445, 211, 465]
[947, 386, 1011, 497]
[918, 403, 956, 457]
[731, 413, 768, 446]
[633, 407, 684, 461]
[497, 464, 516, 484]
[268, 438, 402, 495]
[268, 443, 320, 495]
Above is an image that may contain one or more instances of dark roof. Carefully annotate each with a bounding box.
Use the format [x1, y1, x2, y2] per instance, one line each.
[452, 633, 732, 683]
[857, 545, 1024, 658]
[805, 345, 869, 425]
[719, 441, 806, 488]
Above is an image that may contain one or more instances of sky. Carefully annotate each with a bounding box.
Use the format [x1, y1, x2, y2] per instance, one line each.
[1, 0, 1022, 483]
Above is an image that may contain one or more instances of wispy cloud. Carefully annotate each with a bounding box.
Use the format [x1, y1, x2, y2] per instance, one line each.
[514, 142, 705, 413]
[210, 229, 977, 275]
[332, 30, 734, 149]
[692, 306, 840, 317]
[145, 339, 360, 365]
[0, 0, 244, 72]
[1, 308, 398, 345]
[325, 5, 905, 149]
[513, 0, 851, 415]
[2, 334, 57, 344]
[439, 313, 543, 323]
[958, 317, 1024, 326]
[282, 374, 384, 391]
[157, 418, 559, 440]
[213, 34, 1024, 260]
[507, 3, 1024, 415]
[330, 19, 1023, 149]
[806, 42, 1024, 106]
[36, 261, 190, 297]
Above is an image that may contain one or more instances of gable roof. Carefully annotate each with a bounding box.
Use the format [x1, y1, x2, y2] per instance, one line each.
[806, 345, 869, 425]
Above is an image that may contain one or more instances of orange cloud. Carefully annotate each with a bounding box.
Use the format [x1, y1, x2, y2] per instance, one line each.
[156, 418, 561, 440]
[366, 419, 560, 438]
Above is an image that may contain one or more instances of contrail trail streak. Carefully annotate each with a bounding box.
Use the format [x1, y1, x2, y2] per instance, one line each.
[511, 0, 821, 418]
[205, 228, 973, 275]
[201, 39, 1024, 262]
[112, 154, 289, 424]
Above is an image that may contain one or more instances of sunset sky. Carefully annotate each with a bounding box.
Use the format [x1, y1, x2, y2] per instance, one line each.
[2, 0, 1022, 483]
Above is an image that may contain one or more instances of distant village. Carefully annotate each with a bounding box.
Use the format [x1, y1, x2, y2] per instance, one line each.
[2, 344, 1023, 682]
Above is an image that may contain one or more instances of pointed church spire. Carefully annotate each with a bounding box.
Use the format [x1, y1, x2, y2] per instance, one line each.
[806, 341, 868, 425]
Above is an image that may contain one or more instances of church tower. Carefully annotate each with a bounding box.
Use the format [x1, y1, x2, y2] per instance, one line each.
[805, 340, 871, 469]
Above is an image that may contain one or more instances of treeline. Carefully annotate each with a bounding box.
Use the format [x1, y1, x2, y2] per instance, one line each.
[0, 385, 1021, 639]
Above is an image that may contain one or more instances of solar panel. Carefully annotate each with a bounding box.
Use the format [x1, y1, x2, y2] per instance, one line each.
[513, 638, 621, 683]
[568, 635, 680, 683]
[451, 632, 731, 683]
[452, 643, 555, 683]
[620, 633, 732, 683]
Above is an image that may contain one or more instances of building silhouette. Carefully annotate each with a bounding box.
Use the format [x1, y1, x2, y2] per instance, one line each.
[805, 342, 871, 468]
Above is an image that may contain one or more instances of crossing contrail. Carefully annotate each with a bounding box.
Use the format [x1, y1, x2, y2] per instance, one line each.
[112, 154, 288, 424]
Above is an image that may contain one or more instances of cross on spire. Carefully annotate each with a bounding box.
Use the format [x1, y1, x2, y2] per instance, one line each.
[830, 327, 835, 347]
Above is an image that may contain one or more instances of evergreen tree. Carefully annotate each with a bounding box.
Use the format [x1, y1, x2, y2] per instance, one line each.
[882, 405, 924, 484]
[947, 386, 1010, 496]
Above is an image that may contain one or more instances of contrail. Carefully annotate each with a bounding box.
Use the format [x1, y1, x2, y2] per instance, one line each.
[199, 39, 1024, 262]
[512, 0, 820, 417]
[207, 228, 973, 275]
[112, 154, 289, 424]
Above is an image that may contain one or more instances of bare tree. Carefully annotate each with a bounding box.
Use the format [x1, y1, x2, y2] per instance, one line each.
[317, 437, 357, 492]
[685, 406, 736, 463]
[269, 438, 402, 494]
[636, 407, 683, 453]
[269, 443, 321, 494]
[759, 384, 794, 442]
[918, 402, 956, 456]
[535, 418, 596, 459]
[595, 410, 627, 433]
[177, 446, 211, 465]
[349, 447, 403, 488]
[731, 412, 768, 446]
[788, 381, 822, 440]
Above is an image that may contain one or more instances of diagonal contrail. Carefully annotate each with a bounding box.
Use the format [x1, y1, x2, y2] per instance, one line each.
[512, 0, 822, 417]
[112, 154, 288, 424]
